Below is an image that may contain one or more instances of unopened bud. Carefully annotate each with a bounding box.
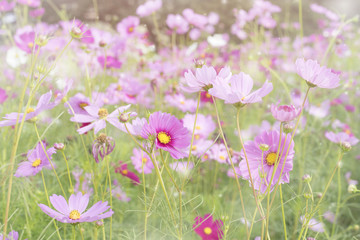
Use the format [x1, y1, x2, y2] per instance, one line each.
[54, 143, 65, 150]
[348, 184, 357, 193]
[302, 174, 312, 182]
[35, 35, 49, 47]
[283, 123, 294, 134]
[304, 193, 312, 199]
[259, 144, 270, 151]
[119, 113, 129, 123]
[70, 26, 83, 39]
[194, 59, 205, 68]
[99, 40, 107, 47]
[354, 224, 360, 231]
[95, 220, 104, 227]
[340, 142, 351, 152]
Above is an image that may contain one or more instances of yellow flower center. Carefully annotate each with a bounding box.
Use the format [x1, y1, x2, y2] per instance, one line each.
[69, 210, 81, 220]
[142, 158, 148, 163]
[205, 92, 211, 98]
[345, 129, 351, 135]
[128, 27, 134, 33]
[26, 108, 35, 113]
[203, 154, 208, 160]
[79, 102, 88, 110]
[28, 42, 34, 49]
[192, 146, 197, 151]
[116, 85, 122, 91]
[122, 169, 128, 175]
[204, 227, 212, 235]
[98, 108, 108, 118]
[196, 125, 201, 130]
[32, 158, 41, 167]
[195, 134, 200, 140]
[219, 155, 225, 161]
[266, 152, 277, 166]
[157, 132, 171, 144]
[180, 101, 185, 105]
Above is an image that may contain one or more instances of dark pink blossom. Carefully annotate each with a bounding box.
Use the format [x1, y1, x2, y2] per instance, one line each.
[193, 214, 223, 240]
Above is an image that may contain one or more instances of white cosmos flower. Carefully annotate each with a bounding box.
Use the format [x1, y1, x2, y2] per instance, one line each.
[207, 34, 228, 48]
[6, 47, 28, 68]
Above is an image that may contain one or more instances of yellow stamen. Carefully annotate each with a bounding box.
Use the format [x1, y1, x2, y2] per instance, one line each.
[157, 132, 171, 144]
[203, 154, 208, 160]
[28, 42, 34, 49]
[69, 210, 81, 220]
[32, 158, 41, 167]
[122, 169, 128, 175]
[142, 157, 148, 163]
[195, 134, 200, 140]
[128, 27, 134, 33]
[205, 92, 211, 98]
[192, 146, 197, 151]
[219, 156, 225, 161]
[196, 126, 201, 130]
[79, 102, 88, 110]
[204, 227, 212, 235]
[266, 152, 277, 166]
[98, 108, 108, 118]
[26, 108, 35, 114]
[180, 101, 185, 105]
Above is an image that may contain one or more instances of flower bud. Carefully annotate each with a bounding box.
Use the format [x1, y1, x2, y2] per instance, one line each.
[54, 143, 65, 150]
[302, 174, 312, 183]
[35, 35, 49, 47]
[283, 123, 294, 134]
[119, 113, 129, 123]
[340, 141, 351, 152]
[354, 224, 360, 231]
[194, 59, 205, 68]
[70, 26, 83, 39]
[99, 40, 107, 47]
[259, 144, 270, 151]
[348, 184, 357, 193]
[303, 193, 312, 199]
[95, 220, 104, 227]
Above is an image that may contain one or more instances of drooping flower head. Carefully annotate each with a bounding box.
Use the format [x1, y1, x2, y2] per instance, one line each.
[295, 58, 340, 89]
[92, 133, 115, 163]
[14, 141, 56, 177]
[271, 104, 301, 122]
[239, 130, 295, 193]
[209, 72, 273, 107]
[38, 192, 113, 223]
[193, 214, 223, 240]
[141, 111, 191, 159]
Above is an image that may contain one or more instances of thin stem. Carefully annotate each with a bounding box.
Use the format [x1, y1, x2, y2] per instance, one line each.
[331, 166, 342, 236]
[141, 151, 147, 240]
[78, 224, 84, 240]
[212, 97, 249, 238]
[61, 151, 73, 192]
[105, 156, 112, 240]
[34, 123, 67, 197]
[280, 185, 288, 240]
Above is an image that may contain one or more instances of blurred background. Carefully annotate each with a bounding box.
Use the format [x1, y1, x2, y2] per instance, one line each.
[42, 0, 359, 29]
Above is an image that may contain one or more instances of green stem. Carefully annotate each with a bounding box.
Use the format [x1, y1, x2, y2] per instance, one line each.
[105, 156, 112, 240]
[61, 151, 73, 192]
[331, 163, 342, 236]
[280, 185, 288, 240]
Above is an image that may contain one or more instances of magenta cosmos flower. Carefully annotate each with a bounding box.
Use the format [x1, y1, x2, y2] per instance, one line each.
[209, 72, 273, 106]
[0, 0, 15, 12]
[181, 65, 231, 93]
[14, 26, 37, 54]
[136, 0, 162, 17]
[14, 141, 56, 177]
[71, 104, 136, 134]
[295, 58, 340, 89]
[38, 192, 113, 223]
[193, 214, 223, 240]
[114, 161, 140, 185]
[271, 104, 301, 122]
[183, 113, 216, 140]
[0, 87, 8, 104]
[131, 147, 154, 174]
[166, 14, 189, 34]
[239, 130, 295, 193]
[0, 231, 23, 240]
[325, 131, 359, 146]
[116, 16, 140, 36]
[97, 56, 122, 69]
[141, 111, 191, 159]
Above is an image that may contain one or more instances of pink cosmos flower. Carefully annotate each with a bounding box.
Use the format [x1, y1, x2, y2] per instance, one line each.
[345, 172, 358, 186]
[125, 117, 147, 137]
[14, 26, 37, 54]
[72, 169, 93, 195]
[183, 114, 216, 140]
[70, 104, 136, 134]
[0, 91, 58, 127]
[136, 0, 162, 17]
[271, 104, 301, 122]
[131, 147, 154, 174]
[209, 72, 273, 106]
[166, 14, 189, 34]
[193, 214, 223, 240]
[0, 231, 23, 240]
[112, 186, 130, 202]
[97, 56, 122, 69]
[190, 139, 213, 159]
[164, 93, 197, 113]
[141, 111, 191, 159]
[325, 131, 359, 146]
[209, 143, 229, 164]
[29, 8, 45, 18]
[117, 16, 140, 36]
[114, 161, 140, 185]
[38, 192, 113, 223]
[239, 130, 294, 193]
[182, 65, 231, 93]
[0, 88, 8, 104]
[323, 211, 335, 223]
[0, 0, 15, 12]
[14, 141, 56, 177]
[169, 161, 194, 177]
[17, 0, 40, 7]
[295, 58, 340, 89]
[300, 216, 325, 232]
[66, 93, 92, 115]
